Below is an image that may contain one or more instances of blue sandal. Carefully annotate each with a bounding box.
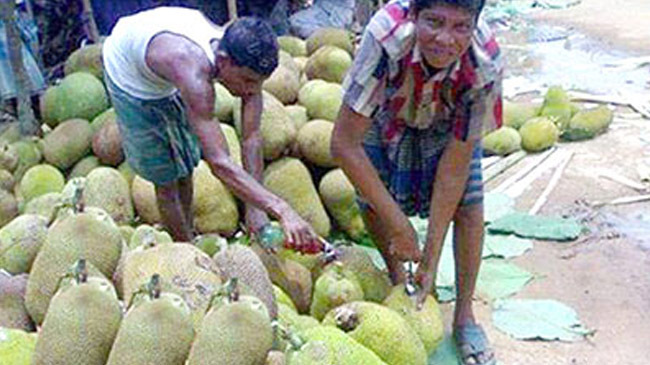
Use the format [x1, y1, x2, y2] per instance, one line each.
[454, 324, 496, 365]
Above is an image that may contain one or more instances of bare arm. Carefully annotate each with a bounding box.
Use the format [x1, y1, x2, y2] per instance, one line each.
[332, 105, 420, 261]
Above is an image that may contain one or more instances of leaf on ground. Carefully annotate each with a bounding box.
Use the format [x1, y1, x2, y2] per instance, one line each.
[492, 299, 594, 342]
[484, 193, 516, 224]
[487, 212, 583, 241]
[435, 286, 456, 303]
[476, 260, 534, 301]
[483, 234, 533, 259]
[428, 334, 460, 365]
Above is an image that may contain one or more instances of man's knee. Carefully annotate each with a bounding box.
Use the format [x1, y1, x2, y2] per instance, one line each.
[155, 180, 179, 200]
[454, 202, 484, 226]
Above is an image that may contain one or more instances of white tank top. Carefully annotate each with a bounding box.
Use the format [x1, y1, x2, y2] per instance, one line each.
[103, 7, 224, 99]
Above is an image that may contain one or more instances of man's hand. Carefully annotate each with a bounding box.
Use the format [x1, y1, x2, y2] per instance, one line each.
[415, 258, 436, 309]
[246, 208, 270, 237]
[385, 215, 421, 262]
[277, 204, 322, 254]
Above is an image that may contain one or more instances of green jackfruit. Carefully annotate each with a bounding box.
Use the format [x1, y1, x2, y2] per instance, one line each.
[298, 80, 343, 122]
[0, 169, 14, 191]
[92, 115, 124, 166]
[0, 327, 37, 365]
[0, 144, 18, 173]
[285, 105, 309, 133]
[90, 107, 116, 134]
[193, 161, 239, 235]
[294, 56, 308, 73]
[482, 126, 522, 156]
[0, 189, 18, 227]
[519, 117, 559, 152]
[69, 155, 101, 178]
[0, 273, 34, 331]
[297, 119, 336, 167]
[19, 164, 64, 203]
[319, 169, 367, 240]
[234, 91, 297, 160]
[41, 72, 109, 128]
[131, 175, 161, 224]
[0, 214, 47, 274]
[221, 123, 242, 166]
[114, 242, 222, 329]
[106, 278, 194, 365]
[264, 65, 301, 104]
[274, 285, 297, 312]
[213, 243, 278, 318]
[119, 225, 136, 243]
[9, 139, 42, 181]
[280, 50, 301, 74]
[310, 263, 364, 320]
[286, 325, 387, 365]
[562, 105, 613, 141]
[118, 161, 136, 186]
[383, 284, 444, 355]
[266, 351, 287, 365]
[306, 28, 354, 56]
[23, 192, 61, 221]
[214, 82, 235, 122]
[503, 101, 540, 130]
[264, 157, 331, 237]
[322, 301, 427, 365]
[83, 167, 134, 225]
[64, 44, 104, 80]
[194, 233, 227, 257]
[305, 46, 352, 84]
[278, 36, 307, 57]
[278, 302, 319, 334]
[0, 123, 21, 147]
[540, 86, 572, 131]
[25, 210, 123, 324]
[33, 270, 122, 365]
[187, 294, 273, 365]
[128, 224, 172, 249]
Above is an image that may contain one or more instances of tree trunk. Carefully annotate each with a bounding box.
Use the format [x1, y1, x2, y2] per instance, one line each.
[0, 0, 39, 136]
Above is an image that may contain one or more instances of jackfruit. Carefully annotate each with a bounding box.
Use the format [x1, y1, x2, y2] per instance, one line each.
[306, 28, 354, 55]
[214, 82, 235, 122]
[294, 57, 308, 73]
[222, 123, 242, 166]
[279, 50, 300, 74]
[9, 139, 42, 181]
[482, 126, 522, 156]
[0, 189, 18, 227]
[285, 325, 387, 365]
[266, 350, 287, 365]
[193, 161, 239, 235]
[0, 123, 21, 147]
[540, 86, 572, 131]
[0, 169, 14, 191]
[305, 46, 352, 84]
[119, 225, 136, 243]
[319, 169, 367, 240]
[128, 224, 173, 249]
[33, 263, 122, 365]
[114, 242, 222, 329]
[322, 301, 427, 365]
[193, 233, 227, 257]
[297, 119, 336, 167]
[0, 327, 37, 365]
[264, 65, 301, 104]
[519, 117, 559, 152]
[41, 72, 109, 128]
[83, 167, 134, 225]
[234, 91, 297, 160]
[23, 192, 61, 221]
[286, 105, 309, 133]
[92, 115, 124, 166]
[25, 209, 123, 324]
[383, 284, 444, 355]
[213, 243, 278, 318]
[19, 164, 64, 203]
[278, 36, 307, 57]
[0, 144, 18, 173]
[298, 80, 343, 122]
[118, 161, 135, 186]
[562, 105, 613, 141]
[0, 273, 34, 331]
[91, 107, 115, 134]
[277, 302, 319, 335]
[131, 175, 161, 224]
[274, 285, 297, 312]
[310, 263, 364, 320]
[106, 275, 194, 365]
[503, 101, 539, 130]
[64, 43, 104, 80]
[69, 155, 101, 178]
[0, 214, 48, 274]
[264, 157, 331, 237]
[187, 291, 273, 365]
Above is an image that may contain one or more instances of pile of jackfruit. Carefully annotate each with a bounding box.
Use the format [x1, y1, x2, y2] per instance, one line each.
[0, 28, 450, 364]
[483, 86, 614, 156]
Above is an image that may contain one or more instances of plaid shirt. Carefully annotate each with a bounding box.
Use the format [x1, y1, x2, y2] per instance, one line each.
[342, 0, 503, 144]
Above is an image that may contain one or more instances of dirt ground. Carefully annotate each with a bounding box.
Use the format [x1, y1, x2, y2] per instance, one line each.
[437, 2, 650, 364]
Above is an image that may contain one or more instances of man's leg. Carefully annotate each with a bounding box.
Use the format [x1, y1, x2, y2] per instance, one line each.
[177, 174, 194, 232]
[155, 180, 194, 242]
[362, 207, 406, 284]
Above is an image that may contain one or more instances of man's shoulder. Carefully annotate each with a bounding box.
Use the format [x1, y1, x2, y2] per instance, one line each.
[146, 33, 213, 84]
[365, 0, 416, 61]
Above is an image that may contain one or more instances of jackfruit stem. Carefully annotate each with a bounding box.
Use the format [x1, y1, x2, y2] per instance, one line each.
[272, 321, 305, 350]
[334, 306, 359, 332]
[147, 274, 162, 299]
[74, 259, 88, 284]
[225, 277, 240, 302]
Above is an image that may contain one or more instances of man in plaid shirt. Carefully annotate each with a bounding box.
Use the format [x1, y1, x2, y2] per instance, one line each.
[332, 0, 502, 363]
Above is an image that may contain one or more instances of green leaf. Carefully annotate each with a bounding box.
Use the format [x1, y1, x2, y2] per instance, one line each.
[487, 212, 583, 241]
[483, 234, 533, 259]
[476, 260, 534, 301]
[484, 193, 515, 224]
[492, 299, 594, 341]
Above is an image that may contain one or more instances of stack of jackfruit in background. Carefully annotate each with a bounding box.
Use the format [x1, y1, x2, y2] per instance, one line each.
[0, 28, 454, 365]
[482, 85, 614, 156]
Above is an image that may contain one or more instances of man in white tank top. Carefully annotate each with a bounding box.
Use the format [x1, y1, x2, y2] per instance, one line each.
[103, 9, 322, 253]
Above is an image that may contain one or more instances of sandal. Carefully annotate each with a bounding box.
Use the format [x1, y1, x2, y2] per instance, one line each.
[454, 324, 497, 365]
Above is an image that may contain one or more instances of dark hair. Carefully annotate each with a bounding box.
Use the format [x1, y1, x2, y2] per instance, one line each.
[218, 17, 279, 77]
[412, 0, 486, 17]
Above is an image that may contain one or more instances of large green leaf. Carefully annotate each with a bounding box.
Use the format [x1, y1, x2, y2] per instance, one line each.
[428, 335, 460, 365]
[492, 299, 594, 341]
[487, 212, 583, 241]
[483, 234, 533, 259]
[476, 260, 534, 301]
[484, 193, 515, 224]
